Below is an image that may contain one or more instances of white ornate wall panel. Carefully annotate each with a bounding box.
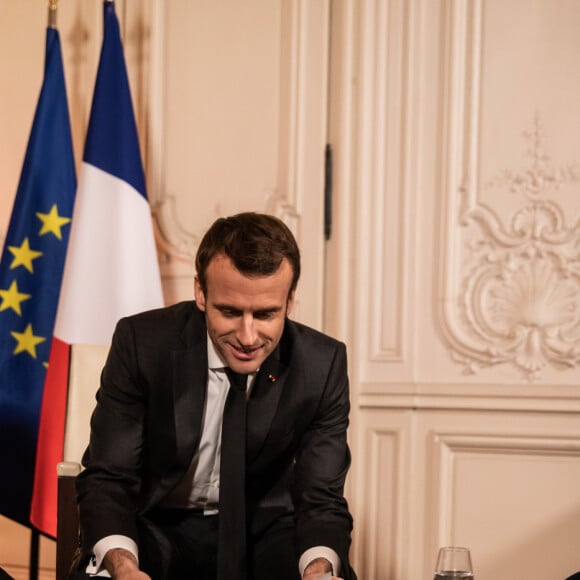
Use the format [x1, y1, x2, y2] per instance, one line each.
[331, 0, 419, 386]
[351, 409, 414, 580]
[329, 0, 580, 579]
[435, 0, 580, 383]
[350, 409, 580, 580]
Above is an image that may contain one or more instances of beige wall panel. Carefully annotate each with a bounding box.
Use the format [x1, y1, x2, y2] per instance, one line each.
[0, 1, 102, 239]
[430, 0, 580, 384]
[420, 410, 580, 580]
[332, 0, 418, 386]
[349, 408, 580, 579]
[151, 0, 329, 327]
[329, 0, 580, 579]
[350, 408, 414, 580]
[162, 2, 280, 224]
[0, 4, 44, 238]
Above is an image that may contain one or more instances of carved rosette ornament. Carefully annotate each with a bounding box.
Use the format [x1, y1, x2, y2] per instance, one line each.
[451, 119, 580, 379]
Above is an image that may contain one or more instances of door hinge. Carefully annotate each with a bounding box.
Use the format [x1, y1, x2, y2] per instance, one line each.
[324, 144, 333, 241]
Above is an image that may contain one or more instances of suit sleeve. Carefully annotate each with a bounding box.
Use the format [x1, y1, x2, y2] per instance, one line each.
[76, 316, 146, 551]
[292, 341, 356, 579]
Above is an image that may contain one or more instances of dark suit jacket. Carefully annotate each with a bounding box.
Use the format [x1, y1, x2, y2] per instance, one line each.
[77, 301, 355, 577]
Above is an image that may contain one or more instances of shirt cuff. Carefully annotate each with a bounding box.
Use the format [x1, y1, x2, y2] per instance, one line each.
[85, 535, 139, 577]
[299, 546, 340, 577]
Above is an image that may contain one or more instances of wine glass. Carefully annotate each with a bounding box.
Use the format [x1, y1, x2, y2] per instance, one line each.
[433, 546, 474, 579]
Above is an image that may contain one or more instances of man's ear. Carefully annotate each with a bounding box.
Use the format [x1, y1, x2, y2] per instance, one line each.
[194, 276, 206, 311]
[286, 290, 296, 317]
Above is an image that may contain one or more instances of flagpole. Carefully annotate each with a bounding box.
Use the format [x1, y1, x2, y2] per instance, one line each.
[48, 0, 57, 29]
[29, 7, 58, 580]
[28, 531, 39, 580]
[29, 3, 61, 575]
[29, 3, 59, 575]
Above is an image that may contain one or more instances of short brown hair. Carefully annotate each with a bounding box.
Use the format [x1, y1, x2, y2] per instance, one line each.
[195, 212, 301, 297]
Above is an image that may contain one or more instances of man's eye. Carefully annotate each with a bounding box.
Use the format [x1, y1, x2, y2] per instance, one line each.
[254, 312, 274, 320]
[221, 310, 240, 318]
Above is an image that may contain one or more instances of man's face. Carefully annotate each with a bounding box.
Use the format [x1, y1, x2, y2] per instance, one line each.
[194, 254, 295, 374]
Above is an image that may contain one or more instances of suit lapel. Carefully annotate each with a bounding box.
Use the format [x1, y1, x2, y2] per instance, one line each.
[146, 305, 208, 508]
[246, 345, 287, 463]
[172, 305, 208, 470]
[172, 347, 207, 469]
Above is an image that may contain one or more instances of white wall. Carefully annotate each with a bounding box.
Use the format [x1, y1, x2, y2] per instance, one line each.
[328, 0, 580, 578]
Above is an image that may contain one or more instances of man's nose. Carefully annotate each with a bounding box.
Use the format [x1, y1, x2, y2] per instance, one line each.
[237, 314, 257, 346]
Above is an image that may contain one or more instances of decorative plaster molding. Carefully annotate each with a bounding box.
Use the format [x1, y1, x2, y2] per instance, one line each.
[357, 0, 412, 364]
[357, 378, 580, 413]
[437, 0, 580, 379]
[265, 190, 300, 236]
[454, 121, 580, 379]
[151, 196, 199, 276]
[357, 425, 402, 580]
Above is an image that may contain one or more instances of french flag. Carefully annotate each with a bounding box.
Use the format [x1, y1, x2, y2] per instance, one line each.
[30, 0, 164, 537]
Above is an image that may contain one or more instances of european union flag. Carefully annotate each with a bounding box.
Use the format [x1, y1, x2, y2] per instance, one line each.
[0, 25, 76, 527]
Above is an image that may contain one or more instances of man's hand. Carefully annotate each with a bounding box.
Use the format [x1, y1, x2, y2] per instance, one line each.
[302, 557, 344, 580]
[103, 548, 151, 580]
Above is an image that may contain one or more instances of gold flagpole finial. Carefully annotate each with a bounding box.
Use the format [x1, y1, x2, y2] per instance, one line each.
[48, 0, 58, 29]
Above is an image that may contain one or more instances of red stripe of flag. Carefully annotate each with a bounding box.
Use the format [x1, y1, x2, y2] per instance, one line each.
[30, 337, 70, 535]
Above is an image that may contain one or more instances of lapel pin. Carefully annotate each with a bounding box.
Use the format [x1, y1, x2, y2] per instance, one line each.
[267, 374, 276, 383]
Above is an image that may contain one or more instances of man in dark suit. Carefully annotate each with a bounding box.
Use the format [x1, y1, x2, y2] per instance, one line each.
[74, 213, 356, 580]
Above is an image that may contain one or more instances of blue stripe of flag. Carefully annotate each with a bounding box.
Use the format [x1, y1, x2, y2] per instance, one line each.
[83, 1, 147, 199]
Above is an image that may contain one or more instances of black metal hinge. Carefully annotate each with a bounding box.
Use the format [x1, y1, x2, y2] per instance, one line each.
[324, 144, 333, 241]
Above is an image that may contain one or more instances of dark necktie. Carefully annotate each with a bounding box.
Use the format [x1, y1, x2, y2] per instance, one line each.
[217, 369, 248, 580]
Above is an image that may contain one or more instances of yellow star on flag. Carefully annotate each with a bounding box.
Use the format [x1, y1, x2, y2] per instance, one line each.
[36, 203, 71, 240]
[0, 280, 31, 315]
[11, 323, 46, 359]
[7, 238, 43, 273]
